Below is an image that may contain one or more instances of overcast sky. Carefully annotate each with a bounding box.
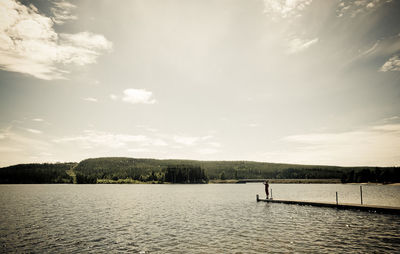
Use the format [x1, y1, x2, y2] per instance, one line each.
[0, 0, 399, 167]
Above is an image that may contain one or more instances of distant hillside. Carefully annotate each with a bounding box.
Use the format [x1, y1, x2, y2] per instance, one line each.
[73, 157, 399, 184]
[0, 162, 77, 184]
[1, 157, 399, 184]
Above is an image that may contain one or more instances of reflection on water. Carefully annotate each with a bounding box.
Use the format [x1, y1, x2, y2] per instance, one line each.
[1, 184, 399, 253]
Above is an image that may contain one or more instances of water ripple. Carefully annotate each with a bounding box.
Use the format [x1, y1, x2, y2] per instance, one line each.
[0, 184, 399, 253]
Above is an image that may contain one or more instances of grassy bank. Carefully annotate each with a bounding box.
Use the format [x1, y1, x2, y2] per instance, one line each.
[96, 178, 162, 184]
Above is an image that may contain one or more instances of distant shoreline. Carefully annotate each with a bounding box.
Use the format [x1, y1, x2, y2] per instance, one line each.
[210, 179, 341, 184]
[209, 179, 400, 184]
[2, 180, 400, 185]
[1, 158, 399, 184]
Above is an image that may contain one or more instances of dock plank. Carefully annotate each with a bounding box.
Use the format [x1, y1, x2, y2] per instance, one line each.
[256, 195, 400, 214]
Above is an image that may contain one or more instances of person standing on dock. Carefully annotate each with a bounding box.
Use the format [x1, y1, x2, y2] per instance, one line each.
[263, 180, 269, 199]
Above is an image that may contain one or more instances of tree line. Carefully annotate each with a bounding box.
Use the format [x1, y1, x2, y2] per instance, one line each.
[164, 165, 208, 183]
[0, 163, 75, 184]
[73, 157, 208, 183]
[341, 167, 400, 183]
[1, 157, 399, 184]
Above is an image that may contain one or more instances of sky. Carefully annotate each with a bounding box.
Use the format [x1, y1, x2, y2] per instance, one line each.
[0, 0, 400, 167]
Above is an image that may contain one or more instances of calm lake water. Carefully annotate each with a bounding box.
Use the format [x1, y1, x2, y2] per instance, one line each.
[1, 184, 400, 253]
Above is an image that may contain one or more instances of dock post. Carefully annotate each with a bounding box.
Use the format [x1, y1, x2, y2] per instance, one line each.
[256, 194, 259, 202]
[336, 192, 338, 205]
[360, 186, 363, 205]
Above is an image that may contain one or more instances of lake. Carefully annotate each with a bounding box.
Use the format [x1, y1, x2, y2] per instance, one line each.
[1, 184, 400, 253]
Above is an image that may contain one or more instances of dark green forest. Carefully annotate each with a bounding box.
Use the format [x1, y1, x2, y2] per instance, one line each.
[0, 157, 399, 184]
[0, 163, 76, 184]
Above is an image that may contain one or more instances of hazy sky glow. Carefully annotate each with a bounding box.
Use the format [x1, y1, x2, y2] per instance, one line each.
[1, 0, 399, 167]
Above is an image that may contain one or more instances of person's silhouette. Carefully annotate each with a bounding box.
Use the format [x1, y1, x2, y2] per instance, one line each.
[263, 180, 269, 199]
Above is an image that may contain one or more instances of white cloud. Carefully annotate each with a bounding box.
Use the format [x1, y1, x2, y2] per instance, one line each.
[83, 97, 98, 102]
[380, 55, 400, 72]
[60, 32, 112, 52]
[151, 139, 168, 146]
[0, 127, 51, 166]
[197, 148, 220, 155]
[51, 0, 77, 24]
[287, 37, 318, 54]
[361, 34, 400, 58]
[32, 118, 44, 122]
[263, 0, 313, 19]
[173, 135, 212, 146]
[0, 0, 112, 80]
[128, 148, 150, 153]
[26, 128, 42, 134]
[122, 88, 157, 104]
[372, 124, 400, 132]
[0, 147, 22, 152]
[135, 125, 159, 133]
[110, 94, 118, 100]
[53, 130, 167, 149]
[382, 116, 399, 123]
[207, 142, 221, 148]
[146, 128, 159, 133]
[278, 123, 400, 166]
[56, 32, 112, 67]
[39, 152, 53, 157]
[348, 35, 400, 69]
[173, 136, 200, 146]
[336, 0, 391, 18]
[366, 2, 375, 8]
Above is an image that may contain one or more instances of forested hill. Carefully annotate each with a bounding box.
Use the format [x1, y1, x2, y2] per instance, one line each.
[1, 157, 399, 184]
[0, 162, 77, 184]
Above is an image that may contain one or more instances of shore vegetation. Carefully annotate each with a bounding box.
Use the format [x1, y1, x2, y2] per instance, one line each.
[1, 157, 399, 184]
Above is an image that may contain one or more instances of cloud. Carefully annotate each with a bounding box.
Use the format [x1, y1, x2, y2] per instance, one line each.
[173, 135, 212, 146]
[382, 116, 399, 123]
[25, 128, 42, 134]
[51, 0, 77, 24]
[357, 34, 400, 59]
[336, 0, 392, 17]
[128, 148, 150, 153]
[55, 32, 112, 67]
[372, 124, 400, 131]
[110, 94, 118, 100]
[39, 152, 53, 157]
[197, 148, 220, 155]
[146, 128, 158, 133]
[32, 118, 44, 122]
[380, 55, 400, 72]
[348, 34, 400, 69]
[207, 142, 221, 148]
[0, 147, 22, 152]
[0, 0, 112, 80]
[287, 37, 318, 54]
[83, 97, 98, 102]
[263, 0, 313, 19]
[279, 123, 400, 166]
[53, 130, 167, 149]
[122, 89, 157, 104]
[0, 126, 51, 166]
[60, 32, 112, 52]
[173, 136, 200, 146]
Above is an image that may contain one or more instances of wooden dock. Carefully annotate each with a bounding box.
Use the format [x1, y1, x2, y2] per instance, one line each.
[256, 195, 400, 214]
